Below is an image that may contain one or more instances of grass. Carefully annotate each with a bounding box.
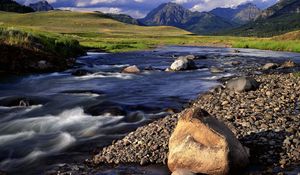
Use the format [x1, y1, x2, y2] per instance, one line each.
[0, 10, 300, 53]
[0, 26, 84, 57]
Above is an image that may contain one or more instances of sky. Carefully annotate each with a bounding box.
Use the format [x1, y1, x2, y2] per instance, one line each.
[16, 0, 279, 18]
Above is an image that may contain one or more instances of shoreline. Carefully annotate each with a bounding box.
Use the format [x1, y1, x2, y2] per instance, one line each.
[91, 73, 299, 174]
[51, 62, 300, 174]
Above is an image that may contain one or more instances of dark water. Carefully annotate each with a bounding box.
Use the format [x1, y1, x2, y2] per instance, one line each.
[0, 46, 300, 174]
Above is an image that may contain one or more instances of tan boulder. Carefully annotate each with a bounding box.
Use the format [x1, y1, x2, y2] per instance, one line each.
[168, 108, 249, 175]
[171, 169, 196, 175]
[122, 65, 141, 74]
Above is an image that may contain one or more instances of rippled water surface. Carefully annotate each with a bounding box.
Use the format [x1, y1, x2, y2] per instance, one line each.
[1, 46, 300, 174]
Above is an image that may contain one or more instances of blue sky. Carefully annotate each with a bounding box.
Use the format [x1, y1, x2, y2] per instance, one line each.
[16, 0, 278, 18]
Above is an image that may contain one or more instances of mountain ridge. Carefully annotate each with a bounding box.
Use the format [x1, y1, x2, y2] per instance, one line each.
[139, 2, 236, 35]
[0, 0, 34, 13]
[29, 1, 54, 12]
[211, 3, 262, 24]
[223, 0, 300, 37]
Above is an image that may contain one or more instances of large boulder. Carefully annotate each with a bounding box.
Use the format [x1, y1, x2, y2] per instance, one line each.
[226, 77, 259, 92]
[169, 57, 196, 71]
[168, 108, 249, 175]
[171, 169, 196, 175]
[262, 63, 279, 70]
[122, 65, 141, 74]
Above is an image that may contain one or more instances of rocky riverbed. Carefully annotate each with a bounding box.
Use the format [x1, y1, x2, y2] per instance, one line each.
[90, 73, 300, 174]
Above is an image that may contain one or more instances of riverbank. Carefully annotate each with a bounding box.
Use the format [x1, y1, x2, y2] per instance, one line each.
[48, 59, 300, 174]
[90, 73, 299, 174]
[0, 27, 85, 74]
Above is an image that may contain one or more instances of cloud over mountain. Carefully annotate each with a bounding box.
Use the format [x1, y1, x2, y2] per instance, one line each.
[15, 0, 278, 18]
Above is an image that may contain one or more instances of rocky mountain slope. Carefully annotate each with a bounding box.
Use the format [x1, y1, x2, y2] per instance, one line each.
[139, 2, 235, 35]
[224, 0, 300, 37]
[0, 0, 34, 13]
[211, 3, 262, 24]
[29, 0, 54, 11]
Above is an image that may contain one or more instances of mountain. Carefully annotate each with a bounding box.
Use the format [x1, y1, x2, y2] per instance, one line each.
[140, 2, 192, 26]
[211, 3, 262, 24]
[139, 2, 235, 35]
[259, 0, 300, 19]
[29, 1, 54, 12]
[0, 0, 34, 13]
[224, 0, 300, 37]
[98, 12, 142, 25]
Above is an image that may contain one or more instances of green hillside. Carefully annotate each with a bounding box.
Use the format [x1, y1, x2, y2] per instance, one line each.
[0, 11, 299, 53]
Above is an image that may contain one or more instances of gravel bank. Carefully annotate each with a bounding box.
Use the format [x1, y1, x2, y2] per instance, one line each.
[93, 73, 300, 173]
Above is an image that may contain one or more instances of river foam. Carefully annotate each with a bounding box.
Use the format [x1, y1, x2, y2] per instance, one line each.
[0, 107, 124, 171]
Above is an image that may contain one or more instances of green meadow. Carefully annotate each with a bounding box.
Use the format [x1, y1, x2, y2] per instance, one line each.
[0, 10, 300, 53]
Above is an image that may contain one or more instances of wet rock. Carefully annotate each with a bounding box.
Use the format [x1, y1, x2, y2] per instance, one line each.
[60, 90, 104, 96]
[224, 61, 241, 66]
[122, 65, 141, 74]
[234, 49, 241, 53]
[0, 96, 47, 107]
[210, 66, 224, 73]
[85, 102, 127, 116]
[125, 111, 144, 123]
[71, 69, 93, 76]
[168, 108, 249, 175]
[226, 77, 259, 92]
[37, 60, 52, 70]
[262, 63, 279, 70]
[169, 57, 196, 71]
[178, 55, 196, 60]
[281, 60, 297, 68]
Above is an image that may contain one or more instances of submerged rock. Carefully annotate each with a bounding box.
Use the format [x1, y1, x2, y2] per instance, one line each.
[169, 57, 196, 71]
[168, 108, 249, 175]
[178, 55, 196, 60]
[210, 66, 224, 73]
[0, 96, 48, 107]
[122, 65, 141, 74]
[224, 61, 241, 66]
[262, 63, 279, 70]
[71, 69, 93, 76]
[226, 77, 259, 92]
[85, 102, 127, 116]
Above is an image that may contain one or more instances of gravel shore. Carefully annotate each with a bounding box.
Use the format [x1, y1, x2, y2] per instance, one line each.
[93, 73, 300, 174]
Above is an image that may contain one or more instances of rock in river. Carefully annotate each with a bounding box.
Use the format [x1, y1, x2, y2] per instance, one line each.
[122, 65, 141, 74]
[210, 66, 224, 73]
[262, 63, 278, 70]
[72, 69, 93, 76]
[168, 107, 249, 175]
[169, 56, 196, 71]
[226, 77, 259, 92]
[280, 60, 297, 68]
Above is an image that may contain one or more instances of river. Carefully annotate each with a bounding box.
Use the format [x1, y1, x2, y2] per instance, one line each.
[0, 46, 300, 174]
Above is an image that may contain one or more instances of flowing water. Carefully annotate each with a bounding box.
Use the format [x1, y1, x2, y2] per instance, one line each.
[1, 46, 300, 174]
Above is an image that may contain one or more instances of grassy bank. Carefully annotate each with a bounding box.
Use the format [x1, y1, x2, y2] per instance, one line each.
[0, 27, 84, 57]
[0, 27, 84, 73]
[0, 11, 300, 53]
